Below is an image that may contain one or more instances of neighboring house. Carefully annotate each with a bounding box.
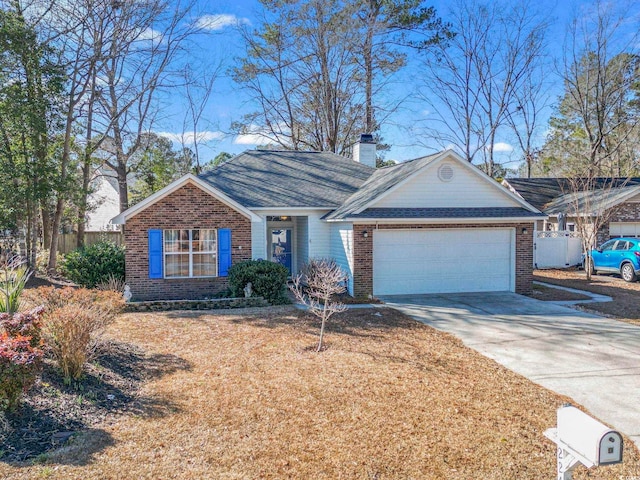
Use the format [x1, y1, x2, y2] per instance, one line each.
[84, 174, 121, 232]
[503, 177, 640, 268]
[111, 136, 544, 301]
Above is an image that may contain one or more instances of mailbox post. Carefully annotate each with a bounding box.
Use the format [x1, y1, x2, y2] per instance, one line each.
[544, 404, 623, 480]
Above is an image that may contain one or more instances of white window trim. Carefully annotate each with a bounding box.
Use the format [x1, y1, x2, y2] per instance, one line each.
[163, 229, 218, 279]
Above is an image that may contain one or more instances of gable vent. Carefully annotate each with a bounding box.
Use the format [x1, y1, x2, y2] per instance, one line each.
[438, 163, 454, 182]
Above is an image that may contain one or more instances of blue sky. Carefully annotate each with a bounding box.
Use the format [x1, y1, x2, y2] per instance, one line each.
[153, 0, 630, 169]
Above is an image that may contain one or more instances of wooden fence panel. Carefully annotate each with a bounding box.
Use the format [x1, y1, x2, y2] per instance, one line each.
[57, 232, 124, 255]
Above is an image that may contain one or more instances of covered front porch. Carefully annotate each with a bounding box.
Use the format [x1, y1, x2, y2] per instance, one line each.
[251, 212, 330, 276]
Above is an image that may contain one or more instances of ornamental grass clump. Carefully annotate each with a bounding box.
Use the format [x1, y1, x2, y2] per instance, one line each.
[31, 287, 125, 384]
[0, 256, 31, 314]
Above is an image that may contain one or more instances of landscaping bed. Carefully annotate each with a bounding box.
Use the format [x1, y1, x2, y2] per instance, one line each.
[534, 269, 640, 322]
[1, 341, 152, 462]
[125, 296, 269, 312]
[1, 306, 639, 479]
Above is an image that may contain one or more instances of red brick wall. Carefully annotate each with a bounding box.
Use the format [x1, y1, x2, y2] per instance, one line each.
[124, 183, 251, 301]
[597, 203, 640, 245]
[353, 223, 534, 297]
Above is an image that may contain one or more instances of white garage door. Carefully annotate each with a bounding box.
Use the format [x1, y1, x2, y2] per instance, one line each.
[610, 222, 640, 238]
[373, 228, 514, 295]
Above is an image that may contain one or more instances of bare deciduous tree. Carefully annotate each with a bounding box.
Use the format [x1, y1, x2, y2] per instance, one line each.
[290, 258, 347, 352]
[562, 176, 631, 280]
[234, 0, 364, 154]
[420, 0, 547, 177]
[542, 1, 640, 178]
[505, 62, 549, 178]
[234, 0, 449, 155]
[180, 63, 221, 174]
[95, 0, 201, 212]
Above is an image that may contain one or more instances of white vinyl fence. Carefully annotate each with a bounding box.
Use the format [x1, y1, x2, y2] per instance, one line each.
[534, 231, 583, 269]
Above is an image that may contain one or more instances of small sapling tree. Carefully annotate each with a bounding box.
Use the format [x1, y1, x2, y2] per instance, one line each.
[290, 258, 348, 352]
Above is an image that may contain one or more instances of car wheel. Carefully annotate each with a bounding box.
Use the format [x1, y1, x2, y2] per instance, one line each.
[621, 263, 637, 282]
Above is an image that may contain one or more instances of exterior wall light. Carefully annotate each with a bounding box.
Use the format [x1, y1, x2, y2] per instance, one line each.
[363, 230, 369, 238]
[522, 227, 528, 234]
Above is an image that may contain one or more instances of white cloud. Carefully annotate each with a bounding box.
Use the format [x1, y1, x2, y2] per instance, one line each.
[233, 124, 283, 145]
[156, 131, 224, 145]
[196, 14, 250, 31]
[234, 133, 270, 145]
[137, 27, 163, 42]
[491, 142, 514, 153]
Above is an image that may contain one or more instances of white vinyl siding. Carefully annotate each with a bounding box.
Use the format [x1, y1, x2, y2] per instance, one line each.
[372, 162, 520, 209]
[251, 216, 267, 260]
[308, 212, 331, 258]
[296, 216, 309, 272]
[373, 228, 514, 295]
[330, 223, 354, 295]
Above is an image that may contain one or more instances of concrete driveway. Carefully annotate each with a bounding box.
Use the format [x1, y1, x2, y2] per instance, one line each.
[380, 292, 640, 449]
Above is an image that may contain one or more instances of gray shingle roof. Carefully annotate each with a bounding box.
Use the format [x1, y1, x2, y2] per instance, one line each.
[199, 150, 375, 208]
[505, 177, 640, 212]
[325, 152, 442, 220]
[545, 185, 640, 215]
[338, 207, 545, 219]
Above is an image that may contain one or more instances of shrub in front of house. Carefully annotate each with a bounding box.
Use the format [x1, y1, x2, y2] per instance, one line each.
[61, 240, 125, 289]
[30, 287, 125, 384]
[0, 306, 44, 348]
[0, 280, 44, 411]
[228, 260, 289, 305]
[0, 330, 43, 411]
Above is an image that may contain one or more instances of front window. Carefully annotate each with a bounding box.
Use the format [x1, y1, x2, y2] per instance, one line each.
[164, 229, 217, 278]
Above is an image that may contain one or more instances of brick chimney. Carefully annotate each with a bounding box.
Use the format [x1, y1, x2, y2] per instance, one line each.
[353, 134, 377, 168]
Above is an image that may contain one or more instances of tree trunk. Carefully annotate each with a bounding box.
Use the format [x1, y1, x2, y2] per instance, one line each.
[41, 206, 52, 251]
[364, 1, 376, 134]
[117, 160, 128, 213]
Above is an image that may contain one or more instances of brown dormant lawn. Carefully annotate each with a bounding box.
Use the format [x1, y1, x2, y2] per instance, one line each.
[2, 305, 640, 479]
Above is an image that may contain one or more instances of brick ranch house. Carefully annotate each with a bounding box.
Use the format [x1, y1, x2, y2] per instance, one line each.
[112, 136, 544, 301]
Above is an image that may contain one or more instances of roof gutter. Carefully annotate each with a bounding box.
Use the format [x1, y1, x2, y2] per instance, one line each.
[326, 216, 548, 224]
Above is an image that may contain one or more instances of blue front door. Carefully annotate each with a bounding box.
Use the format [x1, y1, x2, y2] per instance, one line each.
[271, 228, 292, 273]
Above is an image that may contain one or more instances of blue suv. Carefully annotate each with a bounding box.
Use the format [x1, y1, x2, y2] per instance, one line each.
[587, 237, 640, 282]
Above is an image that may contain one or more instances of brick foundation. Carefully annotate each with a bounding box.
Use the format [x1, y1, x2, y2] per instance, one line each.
[124, 183, 251, 301]
[353, 223, 534, 297]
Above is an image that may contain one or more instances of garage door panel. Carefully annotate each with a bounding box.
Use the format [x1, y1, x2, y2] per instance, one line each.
[373, 228, 513, 295]
[610, 222, 640, 237]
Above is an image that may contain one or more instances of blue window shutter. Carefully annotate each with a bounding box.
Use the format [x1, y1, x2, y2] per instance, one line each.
[218, 229, 232, 277]
[148, 230, 163, 279]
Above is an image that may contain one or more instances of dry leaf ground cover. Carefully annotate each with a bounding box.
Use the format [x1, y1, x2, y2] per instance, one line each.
[2, 305, 640, 479]
[534, 268, 640, 322]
